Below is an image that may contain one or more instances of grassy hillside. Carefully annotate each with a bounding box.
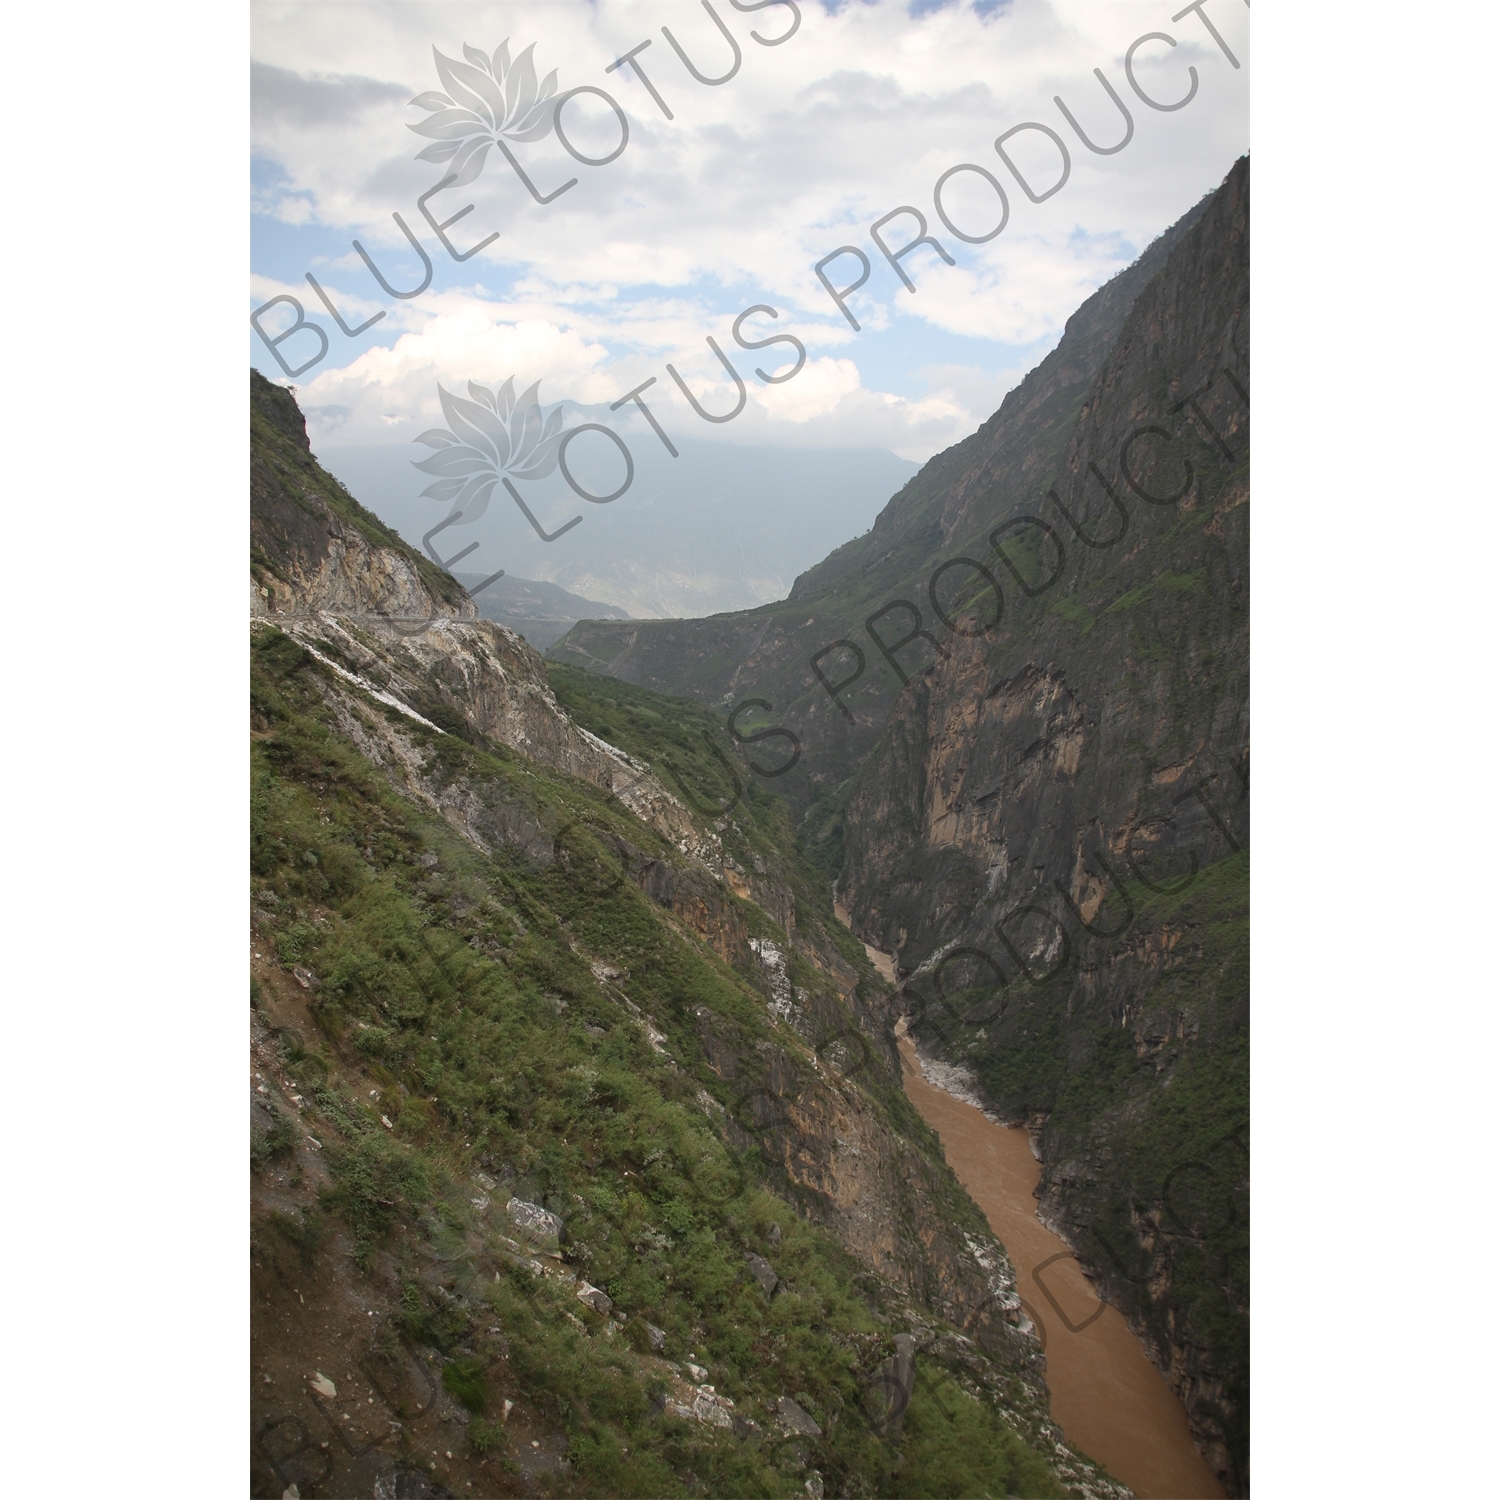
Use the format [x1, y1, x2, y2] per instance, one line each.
[251, 626, 1105, 1498]
[544, 662, 870, 973]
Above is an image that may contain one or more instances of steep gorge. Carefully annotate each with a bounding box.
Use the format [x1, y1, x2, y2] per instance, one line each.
[553, 158, 1251, 1493]
[836, 158, 1249, 1494]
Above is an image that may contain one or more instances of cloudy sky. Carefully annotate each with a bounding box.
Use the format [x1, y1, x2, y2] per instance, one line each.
[251, 0, 1247, 605]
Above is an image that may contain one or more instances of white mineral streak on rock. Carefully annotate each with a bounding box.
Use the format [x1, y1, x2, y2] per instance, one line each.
[963, 1231, 1021, 1311]
[288, 634, 448, 733]
[749, 938, 793, 1021]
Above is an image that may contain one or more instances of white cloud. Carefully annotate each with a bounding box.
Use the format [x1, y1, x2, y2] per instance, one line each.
[281, 286, 1021, 461]
[253, 0, 1249, 459]
[920, 360, 1029, 420]
[752, 356, 861, 422]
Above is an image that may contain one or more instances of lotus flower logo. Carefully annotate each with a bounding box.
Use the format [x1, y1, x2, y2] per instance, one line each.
[415, 378, 567, 514]
[408, 41, 559, 187]
[415, 379, 582, 559]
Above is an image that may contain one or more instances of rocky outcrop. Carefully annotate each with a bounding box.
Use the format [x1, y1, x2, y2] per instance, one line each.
[251, 369, 703, 853]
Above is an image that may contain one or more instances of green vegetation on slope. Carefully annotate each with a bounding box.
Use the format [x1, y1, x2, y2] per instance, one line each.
[251, 627, 1071, 1498]
[545, 661, 872, 975]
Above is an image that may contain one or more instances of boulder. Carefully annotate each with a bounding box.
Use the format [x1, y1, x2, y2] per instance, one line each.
[575, 1282, 613, 1316]
[864, 1333, 916, 1437]
[777, 1396, 822, 1438]
[693, 1386, 734, 1428]
[506, 1198, 564, 1249]
[745, 1253, 779, 1297]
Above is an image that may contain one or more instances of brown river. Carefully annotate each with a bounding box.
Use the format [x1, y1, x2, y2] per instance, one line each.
[844, 917, 1223, 1498]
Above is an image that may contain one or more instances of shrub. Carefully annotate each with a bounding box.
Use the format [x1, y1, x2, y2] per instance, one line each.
[353, 1026, 398, 1060]
[323, 1135, 428, 1265]
[268, 1208, 326, 1265]
[466, 1416, 509, 1454]
[251, 1105, 296, 1169]
[443, 1355, 488, 1414]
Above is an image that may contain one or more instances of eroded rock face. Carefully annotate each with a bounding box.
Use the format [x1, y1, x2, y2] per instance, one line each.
[548, 177, 1222, 815]
[839, 160, 1250, 969]
[694, 1004, 1037, 1380]
[251, 368, 473, 626]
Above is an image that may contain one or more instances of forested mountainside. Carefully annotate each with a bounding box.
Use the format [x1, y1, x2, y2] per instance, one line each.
[249, 370, 1132, 1500]
[551, 158, 1250, 1493]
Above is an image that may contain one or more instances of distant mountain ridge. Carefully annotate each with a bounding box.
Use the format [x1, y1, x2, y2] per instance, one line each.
[452, 571, 629, 651]
[316, 437, 919, 622]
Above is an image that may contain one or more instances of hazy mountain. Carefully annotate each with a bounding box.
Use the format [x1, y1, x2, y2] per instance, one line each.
[316, 437, 918, 622]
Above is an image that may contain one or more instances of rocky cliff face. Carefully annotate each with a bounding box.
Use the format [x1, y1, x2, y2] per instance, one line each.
[835, 158, 1249, 1492]
[548, 181, 1217, 819]
[252, 370, 703, 851]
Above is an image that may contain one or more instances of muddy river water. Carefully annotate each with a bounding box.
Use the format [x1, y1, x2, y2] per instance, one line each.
[891, 1020, 1224, 1499]
[836, 911, 1222, 1498]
